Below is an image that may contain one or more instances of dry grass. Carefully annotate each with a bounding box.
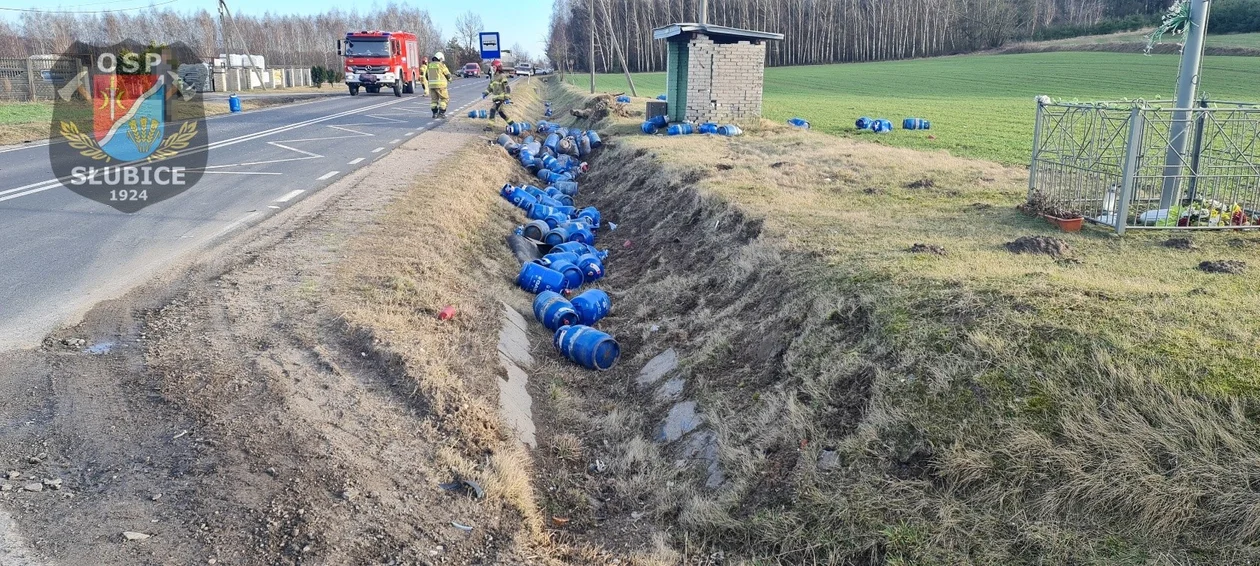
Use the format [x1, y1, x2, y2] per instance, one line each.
[525, 80, 1260, 564]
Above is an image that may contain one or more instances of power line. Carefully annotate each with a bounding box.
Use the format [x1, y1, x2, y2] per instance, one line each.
[0, 0, 179, 14]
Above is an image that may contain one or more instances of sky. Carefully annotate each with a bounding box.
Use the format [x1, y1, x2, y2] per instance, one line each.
[0, 0, 554, 58]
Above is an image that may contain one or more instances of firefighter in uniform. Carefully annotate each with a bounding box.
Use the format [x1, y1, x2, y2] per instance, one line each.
[426, 52, 451, 118]
[419, 57, 429, 97]
[482, 61, 514, 131]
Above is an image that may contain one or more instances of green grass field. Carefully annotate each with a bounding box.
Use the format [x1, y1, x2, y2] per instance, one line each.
[1032, 29, 1260, 49]
[569, 51, 1260, 165]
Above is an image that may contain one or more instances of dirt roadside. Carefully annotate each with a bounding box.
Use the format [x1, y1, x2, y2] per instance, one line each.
[0, 110, 548, 564]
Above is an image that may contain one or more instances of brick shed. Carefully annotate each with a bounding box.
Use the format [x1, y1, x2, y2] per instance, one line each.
[652, 23, 784, 124]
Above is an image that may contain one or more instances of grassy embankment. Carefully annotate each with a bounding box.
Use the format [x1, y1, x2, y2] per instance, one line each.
[568, 51, 1260, 165]
[541, 64, 1260, 564]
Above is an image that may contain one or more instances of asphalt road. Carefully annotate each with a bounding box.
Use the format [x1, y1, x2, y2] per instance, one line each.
[0, 77, 493, 351]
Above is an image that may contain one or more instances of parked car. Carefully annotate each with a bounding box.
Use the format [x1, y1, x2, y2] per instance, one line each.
[535, 67, 552, 76]
[515, 63, 533, 76]
[460, 62, 481, 78]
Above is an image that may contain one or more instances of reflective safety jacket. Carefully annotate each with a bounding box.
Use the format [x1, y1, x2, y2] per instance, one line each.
[425, 61, 451, 88]
[486, 74, 511, 102]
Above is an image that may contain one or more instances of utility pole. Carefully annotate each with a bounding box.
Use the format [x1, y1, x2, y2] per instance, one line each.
[218, 0, 268, 91]
[601, 0, 636, 96]
[588, 0, 595, 94]
[701, 0, 708, 24]
[1159, 0, 1211, 209]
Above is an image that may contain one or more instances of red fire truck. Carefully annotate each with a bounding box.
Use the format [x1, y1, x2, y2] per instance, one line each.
[337, 30, 421, 97]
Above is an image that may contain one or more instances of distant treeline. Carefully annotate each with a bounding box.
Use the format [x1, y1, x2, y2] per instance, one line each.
[0, 3, 443, 70]
[545, 0, 1260, 73]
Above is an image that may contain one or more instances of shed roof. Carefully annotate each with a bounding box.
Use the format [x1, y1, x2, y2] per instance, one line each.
[652, 23, 784, 42]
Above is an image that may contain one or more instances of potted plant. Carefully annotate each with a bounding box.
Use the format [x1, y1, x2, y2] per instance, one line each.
[1020, 191, 1084, 232]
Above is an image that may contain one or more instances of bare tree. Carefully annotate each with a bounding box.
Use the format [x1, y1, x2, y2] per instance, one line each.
[455, 11, 484, 53]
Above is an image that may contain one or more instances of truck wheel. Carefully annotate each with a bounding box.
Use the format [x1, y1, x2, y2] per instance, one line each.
[403, 80, 414, 94]
[348, 84, 358, 96]
[393, 81, 402, 97]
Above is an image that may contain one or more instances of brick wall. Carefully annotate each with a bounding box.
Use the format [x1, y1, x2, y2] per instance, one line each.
[682, 35, 766, 123]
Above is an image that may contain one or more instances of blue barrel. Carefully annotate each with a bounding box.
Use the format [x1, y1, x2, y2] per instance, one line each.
[548, 259, 584, 290]
[496, 134, 512, 147]
[543, 212, 569, 230]
[523, 185, 547, 198]
[855, 116, 873, 130]
[577, 254, 604, 281]
[787, 117, 810, 129]
[541, 156, 558, 172]
[616, 95, 631, 103]
[872, 119, 893, 133]
[517, 262, 566, 294]
[478, 109, 488, 119]
[586, 131, 602, 149]
[499, 183, 516, 199]
[656, 94, 667, 101]
[468, 110, 478, 118]
[570, 290, 611, 326]
[570, 224, 595, 245]
[523, 219, 550, 241]
[717, 125, 743, 136]
[545, 133, 560, 152]
[523, 135, 536, 145]
[544, 108, 553, 117]
[667, 123, 694, 136]
[527, 203, 557, 220]
[551, 241, 595, 256]
[902, 118, 931, 130]
[554, 194, 574, 207]
[577, 206, 601, 228]
[229, 93, 241, 113]
[536, 194, 564, 208]
[541, 251, 582, 264]
[544, 224, 579, 246]
[641, 122, 659, 135]
[507, 187, 539, 209]
[519, 148, 535, 163]
[577, 136, 592, 157]
[648, 115, 668, 128]
[697, 123, 717, 134]
[554, 181, 579, 197]
[553, 325, 620, 371]
[533, 291, 580, 330]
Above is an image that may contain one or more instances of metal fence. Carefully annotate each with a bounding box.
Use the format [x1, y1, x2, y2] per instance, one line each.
[0, 57, 316, 100]
[1030, 100, 1260, 234]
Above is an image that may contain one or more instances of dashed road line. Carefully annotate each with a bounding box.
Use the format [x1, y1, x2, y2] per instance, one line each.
[348, 157, 365, 165]
[275, 189, 305, 202]
[390, 139, 401, 144]
[371, 147, 385, 153]
[316, 171, 339, 181]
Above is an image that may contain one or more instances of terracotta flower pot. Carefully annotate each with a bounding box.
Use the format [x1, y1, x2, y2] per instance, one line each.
[1041, 213, 1083, 232]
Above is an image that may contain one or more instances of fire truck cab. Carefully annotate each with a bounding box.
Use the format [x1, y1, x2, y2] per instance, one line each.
[337, 30, 420, 97]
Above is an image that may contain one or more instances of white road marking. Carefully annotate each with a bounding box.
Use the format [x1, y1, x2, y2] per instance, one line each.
[276, 190, 305, 202]
[0, 184, 59, 203]
[211, 211, 262, 239]
[316, 171, 339, 181]
[348, 157, 365, 164]
[390, 139, 401, 144]
[371, 147, 385, 153]
[268, 205, 280, 209]
[404, 132, 414, 136]
[200, 171, 283, 175]
[0, 98, 405, 203]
